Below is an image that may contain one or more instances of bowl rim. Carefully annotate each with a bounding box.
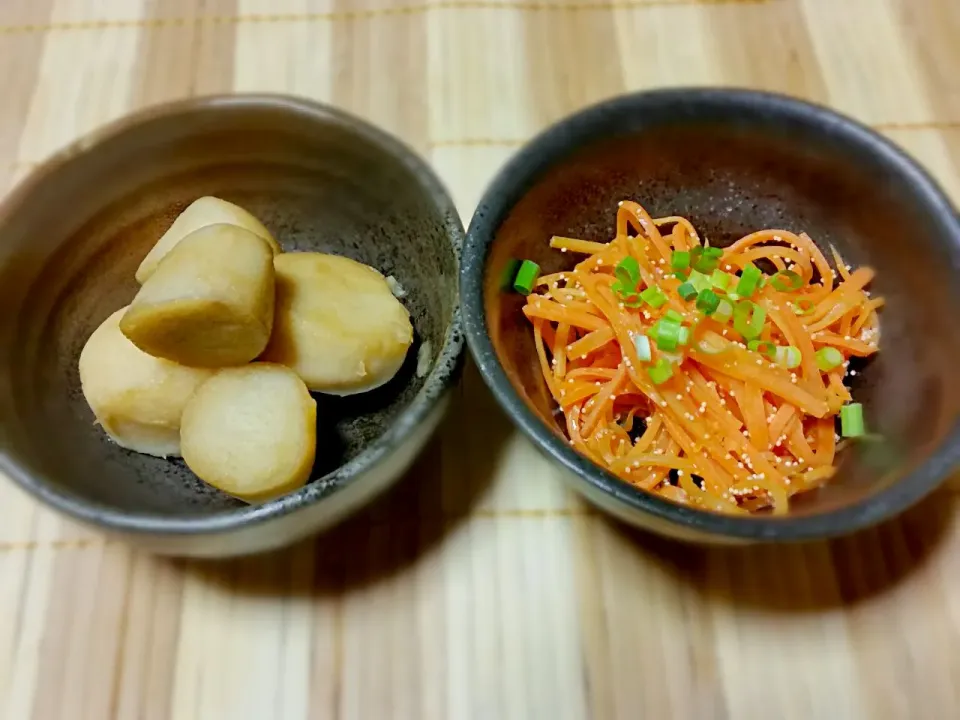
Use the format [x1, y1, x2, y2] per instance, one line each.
[461, 87, 960, 541]
[0, 93, 465, 535]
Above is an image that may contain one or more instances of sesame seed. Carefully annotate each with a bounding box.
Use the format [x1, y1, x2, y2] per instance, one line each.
[560, 248, 568, 253]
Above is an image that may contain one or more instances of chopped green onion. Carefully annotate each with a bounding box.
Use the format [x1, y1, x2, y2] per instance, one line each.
[678, 326, 691, 346]
[664, 309, 683, 323]
[747, 339, 777, 359]
[677, 282, 698, 301]
[691, 246, 721, 273]
[770, 270, 803, 292]
[775, 345, 802, 369]
[714, 299, 734, 324]
[640, 286, 667, 308]
[648, 358, 674, 385]
[612, 257, 642, 299]
[696, 288, 721, 315]
[614, 256, 640, 287]
[671, 250, 691, 272]
[633, 333, 652, 362]
[674, 271, 688, 281]
[792, 298, 816, 315]
[732, 299, 767, 340]
[710, 269, 732, 290]
[735, 262, 762, 298]
[513, 260, 540, 295]
[653, 317, 682, 351]
[840, 403, 865, 438]
[727, 292, 740, 302]
[688, 269, 712, 293]
[815, 347, 844, 371]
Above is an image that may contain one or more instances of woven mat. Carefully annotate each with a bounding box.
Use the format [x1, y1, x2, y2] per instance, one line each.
[2, 1, 960, 718]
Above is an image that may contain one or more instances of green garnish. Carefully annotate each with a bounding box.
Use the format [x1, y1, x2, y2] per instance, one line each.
[696, 288, 721, 315]
[710, 270, 732, 290]
[671, 250, 691, 272]
[735, 262, 762, 298]
[747, 339, 777, 359]
[714, 299, 734, 324]
[689, 269, 712, 293]
[513, 260, 540, 295]
[677, 282, 698, 301]
[648, 358, 674, 385]
[633, 333, 652, 362]
[691, 246, 723, 274]
[640, 286, 667, 308]
[653, 317, 682, 351]
[770, 270, 803, 292]
[815, 347, 844, 371]
[733, 299, 767, 340]
[612, 256, 641, 298]
[840, 403, 865, 437]
[775, 345, 802, 369]
[792, 298, 816, 315]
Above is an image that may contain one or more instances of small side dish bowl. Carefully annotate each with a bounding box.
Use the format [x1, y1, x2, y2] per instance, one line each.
[462, 89, 960, 543]
[0, 95, 463, 557]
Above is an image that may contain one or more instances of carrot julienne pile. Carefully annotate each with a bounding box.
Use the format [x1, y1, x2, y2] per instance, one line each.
[520, 200, 881, 515]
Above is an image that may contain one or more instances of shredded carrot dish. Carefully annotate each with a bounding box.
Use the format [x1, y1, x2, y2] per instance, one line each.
[518, 200, 881, 515]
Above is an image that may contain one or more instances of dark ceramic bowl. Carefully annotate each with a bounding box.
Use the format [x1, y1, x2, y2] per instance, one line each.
[462, 89, 960, 543]
[0, 95, 463, 557]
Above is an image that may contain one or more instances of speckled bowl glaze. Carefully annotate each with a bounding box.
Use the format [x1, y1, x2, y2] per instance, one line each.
[462, 89, 960, 543]
[0, 95, 463, 557]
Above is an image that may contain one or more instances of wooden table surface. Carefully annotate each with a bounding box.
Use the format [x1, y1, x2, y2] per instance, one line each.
[3, 1, 960, 718]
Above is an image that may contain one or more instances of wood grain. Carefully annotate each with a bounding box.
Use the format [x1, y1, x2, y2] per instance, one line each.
[2, 0, 960, 718]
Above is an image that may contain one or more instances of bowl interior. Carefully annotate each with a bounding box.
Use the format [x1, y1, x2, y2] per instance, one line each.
[480, 96, 960, 522]
[0, 99, 459, 517]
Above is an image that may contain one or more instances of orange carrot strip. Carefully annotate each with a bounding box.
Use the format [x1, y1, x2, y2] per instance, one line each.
[550, 236, 611, 255]
[523, 301, 608, 332]
[552, 323, 571, 380]
[566, 326, 616, 359]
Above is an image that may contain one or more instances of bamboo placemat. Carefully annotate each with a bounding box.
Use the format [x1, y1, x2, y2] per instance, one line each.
[2, 1, 960, 718]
